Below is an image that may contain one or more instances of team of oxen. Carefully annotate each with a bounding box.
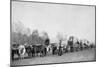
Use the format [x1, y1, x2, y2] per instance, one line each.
[11, 37, 95, 60]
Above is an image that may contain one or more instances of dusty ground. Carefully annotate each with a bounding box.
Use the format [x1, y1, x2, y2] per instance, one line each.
[11, 48, 96, 66]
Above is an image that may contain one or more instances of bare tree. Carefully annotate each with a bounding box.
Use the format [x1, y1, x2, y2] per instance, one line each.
[11, 20, 31, 45]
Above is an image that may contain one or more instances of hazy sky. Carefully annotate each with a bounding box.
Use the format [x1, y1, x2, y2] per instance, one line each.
[12, 1, 95, 42]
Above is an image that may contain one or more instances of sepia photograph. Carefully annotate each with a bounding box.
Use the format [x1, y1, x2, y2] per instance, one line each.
[10, 0, 96, 66]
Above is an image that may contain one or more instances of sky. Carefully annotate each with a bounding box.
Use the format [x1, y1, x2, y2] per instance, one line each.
[12, 1, 95, 43]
